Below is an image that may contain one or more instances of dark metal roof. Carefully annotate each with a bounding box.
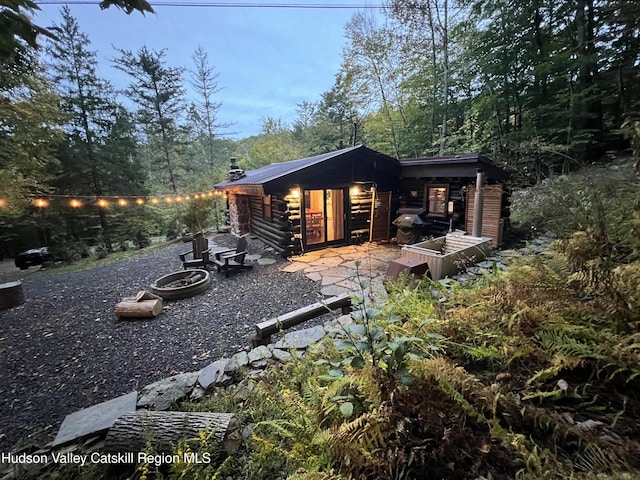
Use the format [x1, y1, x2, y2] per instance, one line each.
[400, 153, 488, 167]
[215, 145, 400, 195]
[216, 145, 364, 188]
[399, 153, 509, 180]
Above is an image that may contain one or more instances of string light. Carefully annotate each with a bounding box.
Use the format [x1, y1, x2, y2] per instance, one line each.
[0, 190, 223, 210]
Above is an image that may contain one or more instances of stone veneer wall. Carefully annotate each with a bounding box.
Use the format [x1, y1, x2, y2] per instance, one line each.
[228, 194, 250, 236]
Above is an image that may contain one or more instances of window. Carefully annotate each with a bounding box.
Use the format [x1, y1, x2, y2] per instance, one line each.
[427, 185, 448, 217]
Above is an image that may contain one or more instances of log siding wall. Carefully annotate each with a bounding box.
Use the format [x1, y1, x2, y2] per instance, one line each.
[246, 194, 300, 257]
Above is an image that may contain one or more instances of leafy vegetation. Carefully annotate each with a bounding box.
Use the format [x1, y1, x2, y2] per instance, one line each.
[118, 162, 636, 480]
[2, 1, 640, 259]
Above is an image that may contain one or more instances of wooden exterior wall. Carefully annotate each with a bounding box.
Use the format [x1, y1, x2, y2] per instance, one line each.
[465, 185, 503, 247]
[246, 194, 301, 257]
[238, 189, 389, 256]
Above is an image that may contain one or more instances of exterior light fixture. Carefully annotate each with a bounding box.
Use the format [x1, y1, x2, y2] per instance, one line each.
[350, 186, 360, 196]
[118, 198, 128, 207]
[136, 198, 145, 205]
[290, 188, 300, 199]
[69, 199, 82, 208]
[97, 199, 108, 208]
[35, 198, 49, 208]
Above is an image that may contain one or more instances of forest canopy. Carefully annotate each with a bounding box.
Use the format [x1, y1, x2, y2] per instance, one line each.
[1, 0, 639, 256]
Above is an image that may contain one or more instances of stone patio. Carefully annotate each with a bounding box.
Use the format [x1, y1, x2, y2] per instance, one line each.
[281, 243, 402, 303]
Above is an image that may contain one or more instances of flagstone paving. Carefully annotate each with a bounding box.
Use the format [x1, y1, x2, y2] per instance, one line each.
[284, 243, 402, 303]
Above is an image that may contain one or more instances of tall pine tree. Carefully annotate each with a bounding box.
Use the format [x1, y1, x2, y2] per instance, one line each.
[114, 46, 187, 195]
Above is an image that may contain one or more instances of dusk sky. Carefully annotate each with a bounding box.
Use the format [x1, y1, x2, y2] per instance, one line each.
[34, 1, 385, 139]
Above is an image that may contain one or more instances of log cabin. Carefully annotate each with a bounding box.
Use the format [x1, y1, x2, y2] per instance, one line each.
[215, 148, 510, 256]
[214, 145, 401, 257]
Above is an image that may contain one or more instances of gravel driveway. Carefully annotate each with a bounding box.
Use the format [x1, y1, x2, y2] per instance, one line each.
[0, 235, 324, 451]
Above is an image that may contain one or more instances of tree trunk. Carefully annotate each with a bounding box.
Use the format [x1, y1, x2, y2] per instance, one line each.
[439, 0, 449, 156]
[104, 411, 242, 455]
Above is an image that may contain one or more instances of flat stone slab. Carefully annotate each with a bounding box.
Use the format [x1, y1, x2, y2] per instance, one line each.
[303, 265, 331, 273]
[257, 258, 276, 266]
[320, 285, 351, 297]
[198, 359, 229, 390]
[53, 391, 138, 447]
[280, 262, 307, 273]
[246, 254, 262, 261]
[225, 351, 250, 373]
[275, 325, 326, 349]
[336, 279, 361, 291]
[272, 349, 292, 362]
[248, 345, 272, 363]
[291, 252, 324, 263]
[308, 256, 344, 267]
[137, 372, 199, 411]
[305, 272, 322, 282]
[322, 275, 349, 286]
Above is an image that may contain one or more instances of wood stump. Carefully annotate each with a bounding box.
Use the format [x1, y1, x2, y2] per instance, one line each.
[104, 411, 242, 455]
[0, 281, 25, 310]
[116, 290, 163, 319]
[115, 299, 163, 318]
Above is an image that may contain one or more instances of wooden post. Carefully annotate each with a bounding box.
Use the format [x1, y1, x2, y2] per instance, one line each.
[104, 411, 242, 455]
[472, 169, 485, 237]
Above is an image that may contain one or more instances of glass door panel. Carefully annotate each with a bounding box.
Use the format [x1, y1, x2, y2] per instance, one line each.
[326, 189, 344, 242]
[304, 190, 325, 245]
[304, 189, 345, 247]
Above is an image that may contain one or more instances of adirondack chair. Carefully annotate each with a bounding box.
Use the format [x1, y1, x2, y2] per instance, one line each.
[212, 236, 253, 277]
[179, 234, 211, 269]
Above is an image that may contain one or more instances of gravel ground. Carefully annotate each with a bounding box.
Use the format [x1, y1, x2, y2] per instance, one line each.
[0, 234, 325, 452]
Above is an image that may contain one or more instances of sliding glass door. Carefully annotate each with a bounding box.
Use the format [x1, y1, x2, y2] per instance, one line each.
[304, 189, 345, 247]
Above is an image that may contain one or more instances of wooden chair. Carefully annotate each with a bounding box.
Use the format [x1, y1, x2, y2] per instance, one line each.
[212, 236, 253, 277]
[179, 235, 211, 269]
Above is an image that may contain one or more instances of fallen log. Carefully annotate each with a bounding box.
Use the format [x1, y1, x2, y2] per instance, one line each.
[116, 298, 163, 318]
[104, 411, 242, 455]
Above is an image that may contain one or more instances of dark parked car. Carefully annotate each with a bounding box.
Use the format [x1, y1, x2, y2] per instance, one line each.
[14, 247, 54, 270]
